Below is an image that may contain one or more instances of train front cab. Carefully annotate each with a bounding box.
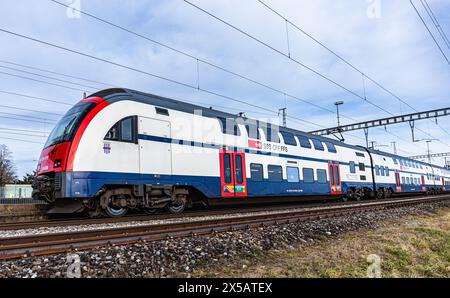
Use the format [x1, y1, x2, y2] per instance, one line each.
[32, 97, 108, 204]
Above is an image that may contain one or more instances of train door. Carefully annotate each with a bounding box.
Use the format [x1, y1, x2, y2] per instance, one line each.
[139, 117, 172, 175]
[395, 172, 402, 192]
[328, 162, 342, 195]
[421, 176, 426, 192]
[442, 177, 446, 191]
[219, 150, 248, 197]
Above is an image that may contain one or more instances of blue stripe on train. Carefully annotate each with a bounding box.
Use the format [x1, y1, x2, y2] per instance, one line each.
[64, 171, 434, 198]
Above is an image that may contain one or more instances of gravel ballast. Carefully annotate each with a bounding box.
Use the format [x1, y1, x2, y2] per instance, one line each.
[0, 200, 448, 278]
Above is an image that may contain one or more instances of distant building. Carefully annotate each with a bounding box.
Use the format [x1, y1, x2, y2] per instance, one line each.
[0, 184, 33, 199]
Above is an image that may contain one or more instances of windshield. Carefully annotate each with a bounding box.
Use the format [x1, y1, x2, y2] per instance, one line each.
[44, 102, 96, 148]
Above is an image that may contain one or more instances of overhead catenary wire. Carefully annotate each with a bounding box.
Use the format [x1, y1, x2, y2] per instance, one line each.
[0, 127, 50, 135]
[0, 65, 101, 91]
[0, 90, 73, 106]
[0, 135, 45, 144]
[0, 104, 63, 116]
[48, 0, 338, 116]
[46, 0, 420, 145]
[0, 71, 95, 93]
[0, 27, 326, 129]
[0, 115, 57, 124]
[0, 59, 116, 88]
[184, 0, 449, 149]
[409, 0, 450, 65]
[183, 0, 395, 116]
[419, 0, 450, 50]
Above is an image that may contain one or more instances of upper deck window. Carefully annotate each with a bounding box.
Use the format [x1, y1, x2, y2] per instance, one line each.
[311, 138, 324, 151]
[297, 135, 312, 149]
[280, 131, 297, 146]
[245, 124, 260, 140]
[263, 126, 280, 143]
[217, 117, 241, 136]
[324, 141, 337, 153]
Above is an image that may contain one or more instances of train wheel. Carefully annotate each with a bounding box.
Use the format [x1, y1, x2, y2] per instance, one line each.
[167, 195, 187, 214]
[105, 205, 128, 218]
[376, 189, 384, 200]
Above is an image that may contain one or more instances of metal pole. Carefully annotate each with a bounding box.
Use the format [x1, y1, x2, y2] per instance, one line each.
[426, 140, 432, 164]
[278, 108, 287, 127]
[391, 141, 397, 155]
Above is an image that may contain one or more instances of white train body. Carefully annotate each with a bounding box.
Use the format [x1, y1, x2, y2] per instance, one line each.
[32, 89, 450, 213]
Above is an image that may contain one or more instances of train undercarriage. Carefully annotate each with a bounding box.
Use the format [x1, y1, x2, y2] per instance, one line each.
[32, 174, 193, 217]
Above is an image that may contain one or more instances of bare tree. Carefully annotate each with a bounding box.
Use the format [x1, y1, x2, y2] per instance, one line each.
[0, 145, 17, 186]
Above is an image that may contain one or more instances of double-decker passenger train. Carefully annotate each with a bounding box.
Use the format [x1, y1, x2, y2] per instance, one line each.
[32, 88, 450, 217]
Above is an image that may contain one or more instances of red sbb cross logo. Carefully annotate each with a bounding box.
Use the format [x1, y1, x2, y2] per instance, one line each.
[248, 140, 262, 149]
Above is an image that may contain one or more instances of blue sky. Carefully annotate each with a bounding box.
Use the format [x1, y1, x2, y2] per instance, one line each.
[0, 0, 449, 178]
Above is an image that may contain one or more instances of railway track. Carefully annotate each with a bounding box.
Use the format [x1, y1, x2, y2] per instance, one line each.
[0, 193, 442, 231]
[0, 194, 448, 260]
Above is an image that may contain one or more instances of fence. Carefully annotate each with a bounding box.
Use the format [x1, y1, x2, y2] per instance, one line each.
[0, 184, 47, 205]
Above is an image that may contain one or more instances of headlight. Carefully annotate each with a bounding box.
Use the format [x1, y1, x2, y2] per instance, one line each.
[54, 159, 62, 168]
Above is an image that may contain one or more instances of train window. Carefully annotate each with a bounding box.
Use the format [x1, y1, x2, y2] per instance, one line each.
[303, 168, 314, 183]
[297, 135, 312, 149]
[406, 177, 410, 184]
[393, 158, 398, 165]
[250, 164, 264, 182]
[280, 131, 297, 146]
[155, 107, 169, 116]
[419, 164, 423, 169]
[223, 154, 232, 184]
[311, 138, 324, 151]
[324, 141, 337, 153]
[375, 165, 380, 176]
[105, 116, 137, 143]
[380, 166, 385, 176]
[360, 175, 367, 181]
[399, 160, 404, 166]
[287, 167, 300, 183]
[245, 124, 260, 140]
[317, 169, 327, 184]
[217, 117, 241, 136]
[385, 167, 390, 176]
[105, 123, 119, 140]
[268, 165, 283, 182]
[349, 161, 356, 173]
[359, 163, 365, 171]
[264, 126, 280, 143]
[402, 177, 406, 184]
[121, 117, 134, 142]
[356, 152, 365, 157]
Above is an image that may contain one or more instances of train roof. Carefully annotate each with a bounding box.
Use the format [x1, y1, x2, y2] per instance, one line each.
[87, 88, 448, 171]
